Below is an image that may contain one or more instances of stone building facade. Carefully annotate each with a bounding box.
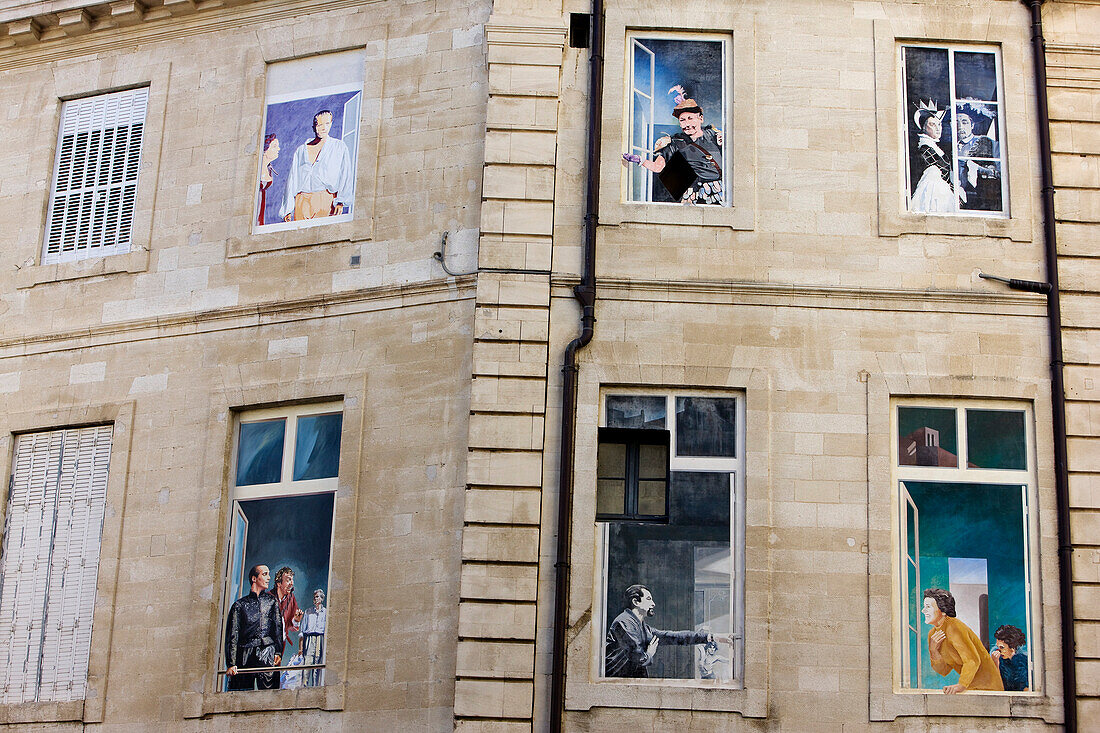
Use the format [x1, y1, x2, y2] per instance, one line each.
[0, 0, 1093, 732]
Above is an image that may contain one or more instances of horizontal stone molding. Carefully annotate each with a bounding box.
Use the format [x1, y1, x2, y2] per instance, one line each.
[0, 275, 475, 358]
[548, 275, 1048, 317]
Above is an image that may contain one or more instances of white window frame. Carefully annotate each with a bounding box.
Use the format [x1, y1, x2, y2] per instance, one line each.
[595, 390, 746, 686]
[899, 43, 1009, 219]
[622, 31, 732, 207]
[891, 397, 1039, 694]
[217, 402, 342, 691]
[0, 424, 113, 704]
[42, 88, 149, 265]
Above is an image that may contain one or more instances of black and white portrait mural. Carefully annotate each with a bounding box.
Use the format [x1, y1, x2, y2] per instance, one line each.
[902, 45, 1006, 216]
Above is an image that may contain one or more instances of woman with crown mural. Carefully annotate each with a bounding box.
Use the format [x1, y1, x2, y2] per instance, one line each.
[910, 100, 965, 214]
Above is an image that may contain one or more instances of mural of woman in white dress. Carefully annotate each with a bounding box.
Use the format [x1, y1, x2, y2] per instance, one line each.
[910, 101, 964, 214]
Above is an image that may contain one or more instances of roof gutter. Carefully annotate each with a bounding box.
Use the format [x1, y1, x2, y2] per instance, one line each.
[549, 1, 603, 730]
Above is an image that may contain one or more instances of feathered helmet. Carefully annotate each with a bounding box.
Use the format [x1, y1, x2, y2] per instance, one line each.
[913, 99, 945, 131]
[669, 84, 703, 118]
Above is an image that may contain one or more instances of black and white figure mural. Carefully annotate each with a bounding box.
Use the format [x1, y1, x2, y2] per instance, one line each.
[621, 36, 729, 206]
[902, 45, 1006, 216]
[597, 395, 744, 683]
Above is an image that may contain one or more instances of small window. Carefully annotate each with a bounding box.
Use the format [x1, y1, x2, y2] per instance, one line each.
[623, 34, 729, 206]
[0, 425, 113, 703]
[598, 392, 744, 684]
[219, 404, 341, 692]
[596, 427, 670, 521]
[43, 88, 149, 264]
[901, 44, 1007, 217]
[894, 400, 1035, 694]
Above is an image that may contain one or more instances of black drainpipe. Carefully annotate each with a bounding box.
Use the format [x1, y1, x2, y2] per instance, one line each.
[549, 1, 603, 730]
[1021, 2, 1077, 730]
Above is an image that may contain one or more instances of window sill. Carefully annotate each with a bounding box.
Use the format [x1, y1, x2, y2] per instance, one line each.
[183, 684, 344, 719]
[0, 699, 85, 725]
[565, 679, 766, 718]
[870, 690, 1061, 723]
[876, 201, 1032, 242]
[15, 248, 150, 289]
[227, 216, 372, 258]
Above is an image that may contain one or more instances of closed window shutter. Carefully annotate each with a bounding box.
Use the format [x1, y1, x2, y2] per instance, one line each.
[43, 88, 148, 265]
[0, 425, 112, 703]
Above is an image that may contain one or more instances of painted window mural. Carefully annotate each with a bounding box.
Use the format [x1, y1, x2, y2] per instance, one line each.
[220, 404, 341, 691]
[254, 49, 365, 233]
[895, 402, 1035, 694]
[901, 44, 1007, 216]
[621, 35, 729, 206]
[598, 393, 743, 683]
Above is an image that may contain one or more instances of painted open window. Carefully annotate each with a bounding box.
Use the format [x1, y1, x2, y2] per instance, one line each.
[894, 401, 1035, 694]
[624, 34, 730, 206]
[597, 393, 744, 684]
[901, 44, 1008, 217]
[219, 403, 341, 692]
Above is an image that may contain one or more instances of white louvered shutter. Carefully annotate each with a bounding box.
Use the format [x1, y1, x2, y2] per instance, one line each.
[0, 425, 112, 703]
[43, 88, 148, 265]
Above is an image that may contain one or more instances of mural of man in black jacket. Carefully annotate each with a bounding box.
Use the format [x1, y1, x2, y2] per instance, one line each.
[604, 584, 734, 678]
[225, 564, 285, 690]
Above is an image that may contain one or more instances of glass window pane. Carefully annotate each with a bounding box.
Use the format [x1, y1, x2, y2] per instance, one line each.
[637, 480, 667, 515]
[897, 407, 957, 467]
[954, 102, 1002, 213]
[675, 397, 737, 457]
[605, 396, 666, 429]
[293, 413, 343, 481]
[953, 51, 998, 102]
[597, 479, 626, 516]
[236, 419, 285, 486]
[966, 409, 1026, 470]
[638, 443, 668, 479]
[597, 442, 627, 479]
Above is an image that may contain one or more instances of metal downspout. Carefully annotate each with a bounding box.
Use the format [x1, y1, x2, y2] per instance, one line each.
[549, 1, 603, 730]
[1021, 1, 1077, 729]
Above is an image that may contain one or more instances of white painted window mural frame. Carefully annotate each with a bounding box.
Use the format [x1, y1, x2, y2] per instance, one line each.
[596, 391, 745, 686]
[900, 43, 1009, 218]
[623, 32, 731, 207]
[217, 402, 342, 692]
[892, 398, 1038, 695]
[253, 50, 366, 234]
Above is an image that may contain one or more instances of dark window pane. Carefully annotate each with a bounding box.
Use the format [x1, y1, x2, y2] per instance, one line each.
[897, 407, 957, 467]
[293, 413, 343, 480]
[675, 397, 737, 457]
[637, 480, 667, 515]
[638, 443, 668, 479]
[966, 409, 1026, 470]
[597, 442, 627, 479]
[606, 396, 666, 429]
[237, 419, 285, 485]
[953, 51, 998, 101]
[597, 479, 626, 515]
[954, 102, 1002, 213]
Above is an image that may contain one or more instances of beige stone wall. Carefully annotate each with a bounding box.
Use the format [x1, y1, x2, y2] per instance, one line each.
[1046, 1, 1100, 726]
[0, 0, 489, 728]
[511, 0, 1067, 730]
